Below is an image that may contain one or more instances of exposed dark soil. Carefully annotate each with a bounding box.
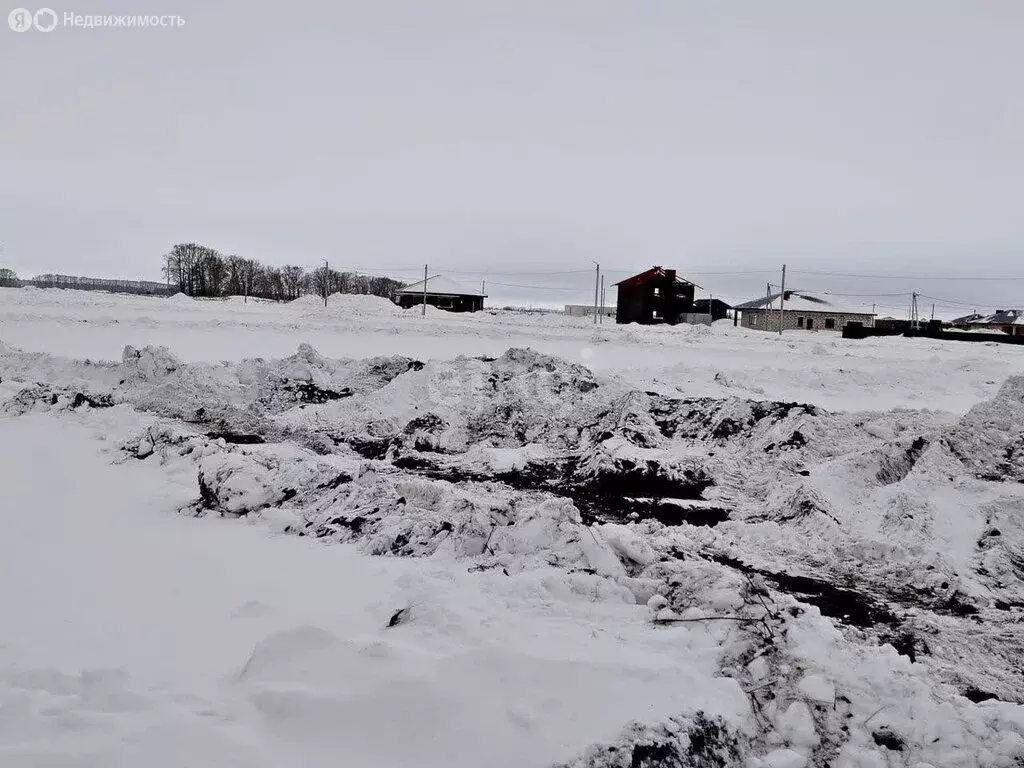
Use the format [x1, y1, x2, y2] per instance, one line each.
[384, 449, 720, 526]
[284, 381, 351, 404]
[876, 437, 929, 485]
[708, 553, 898, 628]
[207, 432, 265, 444]
[70, 392, 115, 409]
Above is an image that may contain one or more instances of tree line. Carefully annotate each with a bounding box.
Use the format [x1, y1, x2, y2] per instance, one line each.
[0, 268, 171, 295]
[162, 243, 403, 301]
[1, 244, 406, 302]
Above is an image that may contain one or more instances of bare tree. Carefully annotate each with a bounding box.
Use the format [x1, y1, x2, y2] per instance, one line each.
[0, 267, 20, 287]
[281, 265, 305, 301]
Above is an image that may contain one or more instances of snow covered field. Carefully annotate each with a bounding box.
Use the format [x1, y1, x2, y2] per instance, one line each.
[2, 286, 1021, 412]
[2, 287, 1024, 768]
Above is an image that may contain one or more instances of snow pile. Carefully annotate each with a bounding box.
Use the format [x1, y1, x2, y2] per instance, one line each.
[327, 292, 404, 315]
[3, 340, 1024, 767]
[166, 291, 194, 303]
[945, 374, 1024, 482]
[288, 292, 406, 317]
[289, 293, 325, 308]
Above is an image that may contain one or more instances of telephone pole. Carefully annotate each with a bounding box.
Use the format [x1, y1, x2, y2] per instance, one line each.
[778, 264, 787, 336]
[422, 264, 428, 316]
[599, 274, 605, 324]
[323, 259, 328, 307]
[592, 262, 600, 324]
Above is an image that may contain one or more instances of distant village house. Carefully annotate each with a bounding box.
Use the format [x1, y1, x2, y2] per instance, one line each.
[396, 275, 486, 312]
[734, 291, 875, 332]
[959, 309, 1024, 337]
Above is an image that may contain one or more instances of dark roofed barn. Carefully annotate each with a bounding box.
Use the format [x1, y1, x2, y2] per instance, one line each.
[396, 275, 486, 313]
[614, 267, 698, 325]
[692, 298, 732, 323]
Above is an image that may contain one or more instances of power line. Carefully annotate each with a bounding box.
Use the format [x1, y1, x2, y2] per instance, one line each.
[790, 269, 1024, 281]
[435, 267, 593, 276]
[917, 294, 1024, 309]
[813, 291, 913, 297]
[486, 280, 589, 291]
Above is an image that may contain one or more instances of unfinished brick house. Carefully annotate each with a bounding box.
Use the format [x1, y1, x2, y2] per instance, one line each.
[614, 267, 697, 325]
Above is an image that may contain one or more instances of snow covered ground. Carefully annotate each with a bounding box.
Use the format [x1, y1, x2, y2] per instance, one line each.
[2, 286, 1021, 412]
[2, 286, 1024, 768]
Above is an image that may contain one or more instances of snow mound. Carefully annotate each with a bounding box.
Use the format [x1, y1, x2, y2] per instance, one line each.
[327, 293, 405, 316]
[289, 292, 405, 316]
[289, 294, 325, 308]
[945, 374, 1024, 482]
[5, 341, 1024, 766]
[166, 291, 193, 303]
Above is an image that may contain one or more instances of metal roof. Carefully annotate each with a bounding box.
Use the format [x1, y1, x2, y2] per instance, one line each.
[972, 309, 1024, 326]
[613, 267, 702, 290]
[733, 291, 875, 316]
[397, 275, 487, 297]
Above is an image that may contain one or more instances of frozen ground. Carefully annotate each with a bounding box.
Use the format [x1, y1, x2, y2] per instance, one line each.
[2, 287, 1024, 768]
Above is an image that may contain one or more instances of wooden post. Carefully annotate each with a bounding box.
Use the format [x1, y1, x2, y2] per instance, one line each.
[422, 264, 428, 316]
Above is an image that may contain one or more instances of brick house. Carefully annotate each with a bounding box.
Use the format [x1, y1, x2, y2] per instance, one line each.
[734, 291, 875, 332]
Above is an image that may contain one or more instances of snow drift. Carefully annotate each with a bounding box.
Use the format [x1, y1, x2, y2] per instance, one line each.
[3, 340, 1024, 767]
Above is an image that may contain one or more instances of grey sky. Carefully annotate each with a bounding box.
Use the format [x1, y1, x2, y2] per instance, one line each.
[2, 1, 1022, 310]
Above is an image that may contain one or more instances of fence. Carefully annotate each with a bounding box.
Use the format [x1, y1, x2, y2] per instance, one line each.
[683, 313, 712, 326]
[564, 304, 616, 318]
[843, 321, 1024, 346]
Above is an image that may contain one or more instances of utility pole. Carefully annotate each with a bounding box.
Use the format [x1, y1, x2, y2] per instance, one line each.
[778, 264, 787, 336]
[323, 259, 328, 307]
[593, 262, 600, 324]
[766, 282, 772, 331]
[931, 303, 935, 322]
[599, 274, 605, 324]
[422, 264, 428, 317]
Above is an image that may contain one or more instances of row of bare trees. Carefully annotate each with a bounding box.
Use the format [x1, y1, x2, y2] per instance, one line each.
[0, 268, 171, 295]
[162, 244, 403, 302]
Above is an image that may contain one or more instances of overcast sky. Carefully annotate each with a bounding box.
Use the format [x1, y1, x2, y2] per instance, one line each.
[2, 1, 1023, 310]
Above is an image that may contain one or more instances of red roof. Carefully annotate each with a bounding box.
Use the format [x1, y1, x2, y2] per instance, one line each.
[613, 267, 700, 289]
